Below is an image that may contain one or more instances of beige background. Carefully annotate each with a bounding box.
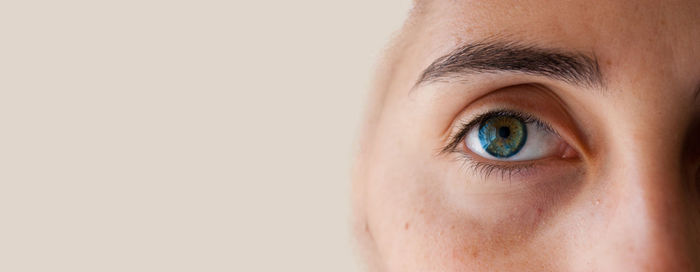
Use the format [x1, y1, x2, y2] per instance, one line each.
[0, 1, 410, 271]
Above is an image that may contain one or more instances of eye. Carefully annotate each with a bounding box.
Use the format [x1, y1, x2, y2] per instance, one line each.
[464, 112, 568, 161]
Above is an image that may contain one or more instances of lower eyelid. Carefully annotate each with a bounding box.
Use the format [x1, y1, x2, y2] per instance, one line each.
[453, 150, 543, 181]
[454, 148, 581, 184]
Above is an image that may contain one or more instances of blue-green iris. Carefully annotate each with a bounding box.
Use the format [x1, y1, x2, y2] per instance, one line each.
[478, 115, 527, 158]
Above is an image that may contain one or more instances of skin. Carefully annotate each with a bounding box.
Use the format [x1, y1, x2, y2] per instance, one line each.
[352, 0, 700, 271]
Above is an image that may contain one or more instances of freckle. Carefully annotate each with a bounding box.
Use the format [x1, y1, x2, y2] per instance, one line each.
[471, 248, 479, 258]
[404, 222, 410, 230]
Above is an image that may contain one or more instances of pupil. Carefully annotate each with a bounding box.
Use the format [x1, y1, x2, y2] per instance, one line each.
[498, 126, 510, 138]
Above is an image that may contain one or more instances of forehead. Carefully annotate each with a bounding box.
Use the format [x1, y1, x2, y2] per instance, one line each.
[417, 0, 699, 36]
[414, 1, 697, 64]
[394, 0, 700, 97]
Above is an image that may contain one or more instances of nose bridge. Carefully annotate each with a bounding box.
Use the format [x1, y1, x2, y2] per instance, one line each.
[599, 100, 696, 269]
[613, 114, 684, 204]
[605, 78, 689, 221]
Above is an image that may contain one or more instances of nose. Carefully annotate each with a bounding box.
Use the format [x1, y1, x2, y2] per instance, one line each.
[592, 117, 700, 271]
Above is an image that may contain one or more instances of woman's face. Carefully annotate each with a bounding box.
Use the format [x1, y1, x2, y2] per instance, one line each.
[352, 0, 700, 271]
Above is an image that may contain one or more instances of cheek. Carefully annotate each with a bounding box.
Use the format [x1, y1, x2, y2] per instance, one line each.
[383, 195, 557, 271]
[368, 166, 585, 271]
[360, 124, 446, 270]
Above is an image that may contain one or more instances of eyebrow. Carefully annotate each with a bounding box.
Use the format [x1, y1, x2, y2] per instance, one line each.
[415, 41, 604, 88]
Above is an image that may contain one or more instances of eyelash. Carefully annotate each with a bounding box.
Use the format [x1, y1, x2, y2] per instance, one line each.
[442, 109, 557, 179]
